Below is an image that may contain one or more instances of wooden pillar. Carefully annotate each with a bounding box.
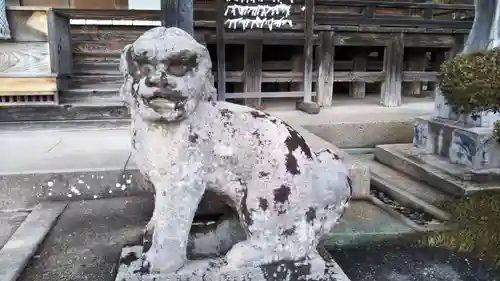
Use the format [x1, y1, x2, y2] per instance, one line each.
[406, 49, 427, 96]
[427, 49, 445, 92]
[303, 0, 314, 103]
[290, 54, 304, 92]
[160, 0, 193, 35]
[243, 41, 263, 107]
[48, 10, 72, 99]
[381, 33, 404, 107]
[316, 31, 335, 107]
[448, 34, 466, 59]
[350, 48, 368, 99]
[216, 0, 225, 101]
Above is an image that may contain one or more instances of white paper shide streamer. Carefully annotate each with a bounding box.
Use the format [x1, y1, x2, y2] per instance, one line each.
[224, 0, 293, 31]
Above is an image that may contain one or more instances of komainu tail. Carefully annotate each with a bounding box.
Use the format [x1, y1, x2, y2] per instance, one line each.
[314, 148, 353, 201]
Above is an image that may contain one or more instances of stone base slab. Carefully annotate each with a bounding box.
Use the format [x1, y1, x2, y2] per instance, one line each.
[413, 116, 500, 170]
[0, 202, 67, 281]
[115, 246, 351, 281]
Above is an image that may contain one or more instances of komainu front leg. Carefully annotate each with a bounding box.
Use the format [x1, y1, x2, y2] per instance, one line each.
[143, 179, 205, 273]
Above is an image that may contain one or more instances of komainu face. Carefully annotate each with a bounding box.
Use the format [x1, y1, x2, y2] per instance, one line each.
[119, 27, 216, 122]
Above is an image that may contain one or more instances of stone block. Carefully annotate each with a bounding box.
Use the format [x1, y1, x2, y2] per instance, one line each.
[375, 143, 500, 196]
[115, 246, 351, 281]
[413, 116, 500, 170]
[296, 101, 321, 115]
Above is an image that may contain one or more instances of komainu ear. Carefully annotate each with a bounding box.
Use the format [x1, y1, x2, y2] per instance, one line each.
[120, 44, 139, 78]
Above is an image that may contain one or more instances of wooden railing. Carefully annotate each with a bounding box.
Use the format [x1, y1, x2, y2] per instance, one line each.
[54, 0, 474, 31]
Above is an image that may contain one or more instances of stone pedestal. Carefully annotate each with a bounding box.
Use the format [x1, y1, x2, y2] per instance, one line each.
[114, 246, 351, 281]
[413, 116, 500, 171]
[410, 86, 500, 173]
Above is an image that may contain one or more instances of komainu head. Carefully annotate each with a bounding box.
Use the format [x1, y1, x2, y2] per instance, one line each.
[120, 27, 216, 122]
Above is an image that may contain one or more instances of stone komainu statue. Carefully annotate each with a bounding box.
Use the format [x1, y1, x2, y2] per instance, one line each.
[0, 0, 11, 40]
[119, 26, 352, 276]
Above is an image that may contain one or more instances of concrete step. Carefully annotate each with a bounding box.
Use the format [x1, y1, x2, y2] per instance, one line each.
[357, 155, 451, 230]
[325, 199, 416, 248]
[374, 143, 500, 196]
[361, 155, 450, 203]
[301, 119, 415, 149]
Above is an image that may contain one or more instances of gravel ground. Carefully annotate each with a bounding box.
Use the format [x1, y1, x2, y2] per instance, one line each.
[370, 187, 439, 225]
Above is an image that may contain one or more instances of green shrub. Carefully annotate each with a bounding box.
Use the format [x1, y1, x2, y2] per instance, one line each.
[438, 48, 500, 117]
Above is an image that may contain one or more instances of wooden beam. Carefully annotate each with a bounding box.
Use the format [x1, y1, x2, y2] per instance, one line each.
[0, 76, 57, 92]
[7, 10, 49, 42]
[303, 0, 314, 103]
[290, 54, 304, 91]
[243, 40, 263, 107]
[218, 71, 388, 83]
[316, 31, 335, 107]
[350, 48, 368, 99]
[48, 10, 72, 94]
[227, 91, 317, 99]
[428, 49, 446, 91]
[215, 0, 225, 101]
[447, 34, 466, 59]
[381, 33, 404, 107]
[405, 48, 427, 96]
[160, 0, 194, 35]
[402, 71, 437, 82]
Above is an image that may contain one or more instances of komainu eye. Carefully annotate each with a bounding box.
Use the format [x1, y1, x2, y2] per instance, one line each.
[168, 62, 188, 76]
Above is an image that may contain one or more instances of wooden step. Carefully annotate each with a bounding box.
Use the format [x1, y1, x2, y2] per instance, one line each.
[67, 75, 122, 90]
[60, 88, 122, 105]
[0, 75, 59, 106]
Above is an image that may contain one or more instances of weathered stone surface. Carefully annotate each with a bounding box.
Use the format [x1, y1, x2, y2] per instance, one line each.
[115, 246, 351, 281]
[119, 26, 352, 276]
[296, 101, 321, 115]
[375, 144, 500, 196]
[413, 116, 500, 170]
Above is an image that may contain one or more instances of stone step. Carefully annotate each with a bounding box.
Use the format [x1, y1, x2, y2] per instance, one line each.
[324, 199, 416, 248]
[361, 155, 450, 203]
[374, 143, 500, 196]
[325, 187, 452, 250]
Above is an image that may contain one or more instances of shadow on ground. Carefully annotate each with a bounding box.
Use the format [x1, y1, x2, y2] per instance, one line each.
[330, 245, 500, 281]
[18, 196, 152, 281]
[15, 195, 500, 281]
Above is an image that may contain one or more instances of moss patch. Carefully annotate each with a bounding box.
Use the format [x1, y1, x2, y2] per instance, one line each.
[415, 191, 500, 266]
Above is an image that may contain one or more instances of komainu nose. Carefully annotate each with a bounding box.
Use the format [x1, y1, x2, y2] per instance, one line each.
[145, 72, 166, 87]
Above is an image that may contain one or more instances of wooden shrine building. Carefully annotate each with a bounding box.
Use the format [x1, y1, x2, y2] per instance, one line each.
[0, 0, 474, 122]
